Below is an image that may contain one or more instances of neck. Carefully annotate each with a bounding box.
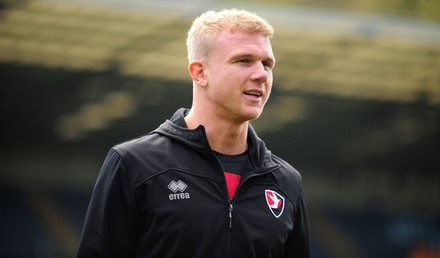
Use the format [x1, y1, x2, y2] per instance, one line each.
[185, 109, 249, 155]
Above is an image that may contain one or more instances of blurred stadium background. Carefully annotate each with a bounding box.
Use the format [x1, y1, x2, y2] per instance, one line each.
[1, 0, 439, 257]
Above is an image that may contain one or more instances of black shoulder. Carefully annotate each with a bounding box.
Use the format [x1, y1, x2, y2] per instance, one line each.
[271, 154, 303, 182]
[270, 154, 304, 208]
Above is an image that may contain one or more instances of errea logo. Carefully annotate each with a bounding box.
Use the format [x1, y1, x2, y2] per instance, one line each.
[168, 180, 190, 201]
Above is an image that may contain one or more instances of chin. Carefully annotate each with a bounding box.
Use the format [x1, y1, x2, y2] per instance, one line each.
[234, 105, 264, 122]
[242, 110, 263, 122]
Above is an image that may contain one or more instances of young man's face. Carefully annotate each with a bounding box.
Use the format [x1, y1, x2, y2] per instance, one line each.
[203, 30, 275, 123]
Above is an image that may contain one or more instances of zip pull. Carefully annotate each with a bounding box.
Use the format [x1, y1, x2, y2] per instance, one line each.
[228, 199, 234, 228]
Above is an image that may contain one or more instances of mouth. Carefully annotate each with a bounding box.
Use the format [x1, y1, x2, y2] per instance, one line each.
[243, 90, 262, 98]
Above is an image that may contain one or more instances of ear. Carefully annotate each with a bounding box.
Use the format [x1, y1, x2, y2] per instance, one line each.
[188, 60, 207, 87]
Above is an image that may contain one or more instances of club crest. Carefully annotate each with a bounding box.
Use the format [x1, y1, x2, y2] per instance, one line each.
[265, 189, 285, 218]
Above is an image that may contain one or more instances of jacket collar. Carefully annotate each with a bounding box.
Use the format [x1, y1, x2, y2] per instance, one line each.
[155, 108, 274, 169]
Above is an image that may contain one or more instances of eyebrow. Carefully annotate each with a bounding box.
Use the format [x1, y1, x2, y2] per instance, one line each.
[232, 54, 276, 65]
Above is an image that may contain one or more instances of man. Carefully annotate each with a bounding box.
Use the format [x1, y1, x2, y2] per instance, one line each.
[77, 9, 310, 258]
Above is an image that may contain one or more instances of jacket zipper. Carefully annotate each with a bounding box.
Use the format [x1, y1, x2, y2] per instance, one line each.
[228, 199, 234, 228]
[227, 198, 234, 258]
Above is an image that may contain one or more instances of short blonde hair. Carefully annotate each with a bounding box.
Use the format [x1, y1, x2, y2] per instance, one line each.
[186, 9, 274, 61]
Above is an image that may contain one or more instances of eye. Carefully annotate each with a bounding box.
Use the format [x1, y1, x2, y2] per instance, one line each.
[262, 61, 273, 70]
[238, 59, 251, 64]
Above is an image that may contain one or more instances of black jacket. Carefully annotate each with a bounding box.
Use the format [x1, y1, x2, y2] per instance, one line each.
[77, 108, 310, 258]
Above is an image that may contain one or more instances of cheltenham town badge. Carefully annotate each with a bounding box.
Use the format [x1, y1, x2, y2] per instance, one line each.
[265, 189, 285, 218]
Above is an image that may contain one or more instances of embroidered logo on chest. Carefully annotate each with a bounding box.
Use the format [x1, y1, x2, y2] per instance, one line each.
[168, 180, 190, 200]
[265, 189, 285, 218]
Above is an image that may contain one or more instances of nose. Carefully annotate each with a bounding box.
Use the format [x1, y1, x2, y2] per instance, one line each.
[250, 62, 269, 83]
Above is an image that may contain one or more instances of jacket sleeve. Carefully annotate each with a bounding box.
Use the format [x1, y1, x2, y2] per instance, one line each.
[76, 149, 140, 258]
[285, 189, 310, 258]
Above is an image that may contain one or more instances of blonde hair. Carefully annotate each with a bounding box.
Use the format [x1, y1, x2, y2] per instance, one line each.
[186, 9, 274, 61]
